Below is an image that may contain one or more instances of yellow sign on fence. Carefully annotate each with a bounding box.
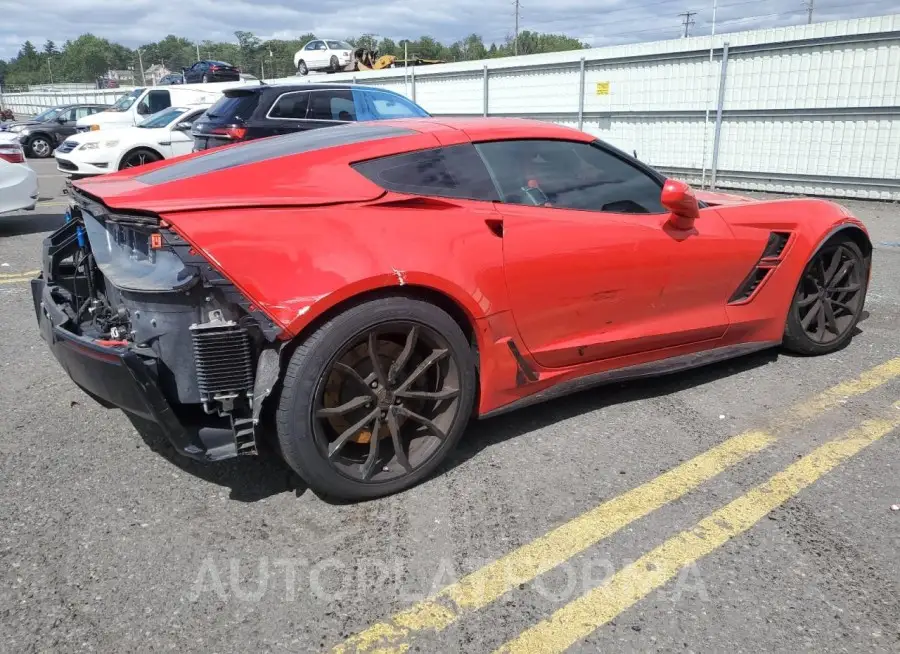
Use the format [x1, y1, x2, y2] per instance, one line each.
[596, 81, 610, 96]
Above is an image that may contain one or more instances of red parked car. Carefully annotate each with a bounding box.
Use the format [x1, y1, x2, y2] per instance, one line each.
[32, 118, 871, 500]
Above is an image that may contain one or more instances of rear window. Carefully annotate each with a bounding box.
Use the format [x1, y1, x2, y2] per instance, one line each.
[351, 144, 500, 201]
[203, 91, 260, 123]
[136, 123, 417, 185]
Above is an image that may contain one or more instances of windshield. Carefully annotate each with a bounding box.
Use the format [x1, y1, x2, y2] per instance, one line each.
[108, 88, 145, 112]
[138, 106, 190, 128]
[33, 107, 63, 122]
[327, 40, 352, 50]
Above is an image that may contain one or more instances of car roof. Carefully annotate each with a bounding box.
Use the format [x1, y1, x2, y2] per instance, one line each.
[373, 116, 595, 143]
[255, 82, 414, 95]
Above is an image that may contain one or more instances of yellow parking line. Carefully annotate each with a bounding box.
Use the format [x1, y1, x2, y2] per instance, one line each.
[0, 270, 39, 278]
[493, 406, 900, 654]
[0, 271, 39, 285]
[332, 357, 900, 653]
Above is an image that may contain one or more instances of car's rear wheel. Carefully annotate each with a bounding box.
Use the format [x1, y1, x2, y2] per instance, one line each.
[783, 235, 868, 355]
[276, 296, 477, 500]
[201, 73, 209, 83]
[27, 135, 52, 158]
[119, 148, 161, 170]
[297, 60, 308, 76]
[329, 55, 340, 73]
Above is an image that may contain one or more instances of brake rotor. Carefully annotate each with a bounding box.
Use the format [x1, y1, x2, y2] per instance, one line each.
[323, 340, 403, 444]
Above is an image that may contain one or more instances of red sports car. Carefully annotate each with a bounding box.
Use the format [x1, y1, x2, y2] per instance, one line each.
[32, 117, 871, 500]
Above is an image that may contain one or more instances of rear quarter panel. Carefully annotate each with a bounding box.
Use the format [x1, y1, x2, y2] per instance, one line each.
[161, 198, 509, 338]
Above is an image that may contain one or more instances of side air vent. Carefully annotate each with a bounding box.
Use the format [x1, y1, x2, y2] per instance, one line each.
[762, 231, 791, 259]
[728, 267, 771, 303]
[190, 315, 255, 403]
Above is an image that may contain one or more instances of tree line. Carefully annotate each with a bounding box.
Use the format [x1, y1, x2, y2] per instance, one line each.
[0, 31, 588, 87]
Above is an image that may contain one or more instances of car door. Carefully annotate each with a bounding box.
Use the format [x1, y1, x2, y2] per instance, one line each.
[304, 41, 324, 68]
[185, 62, 202, 83]
[165, 109, 205, 157]
[476, 138, 746, 369]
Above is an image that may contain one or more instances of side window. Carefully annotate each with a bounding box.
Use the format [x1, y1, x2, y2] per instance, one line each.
[351, 144, 500, 202]
[305, 41, 319, 51]
[363, 91, 428, 119]
[317, 42, 328, 50]
[145, 90, 171, 114]
[74, 107, 93, 119]
[63, 107, 79, 121]
[179, 110, 204, 127]
[268, 92, 310, 119]
[475, 139, 666, 214]
[308, 90, 356, 121]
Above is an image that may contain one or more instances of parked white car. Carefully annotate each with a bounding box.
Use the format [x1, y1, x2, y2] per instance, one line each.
[74, 81, 258, 133]
[293, 39, 354, 75]
[55, 104, 210, 177]
[0, 141, 39, 214]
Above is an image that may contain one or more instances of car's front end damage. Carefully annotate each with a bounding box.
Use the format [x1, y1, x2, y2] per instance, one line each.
[31, 184, 283, 461]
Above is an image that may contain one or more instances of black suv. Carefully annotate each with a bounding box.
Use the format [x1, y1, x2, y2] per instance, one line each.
[0, 103, 109, 158]
[190, 83, 430, 151]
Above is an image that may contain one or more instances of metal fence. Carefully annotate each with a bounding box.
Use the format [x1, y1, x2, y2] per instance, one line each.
[0, 88, 134, 115]
[2, 13, 899, 200]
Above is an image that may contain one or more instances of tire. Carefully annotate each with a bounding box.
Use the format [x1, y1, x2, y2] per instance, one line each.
[118, 148, 161, 170]
[297, 60, 308, 76]
[27, 134, 53, 158]
[276, 296, 477, 501]
[783, 235, 868, 356]
[329, 55, 340, 73]
[201, 74, 209, 83]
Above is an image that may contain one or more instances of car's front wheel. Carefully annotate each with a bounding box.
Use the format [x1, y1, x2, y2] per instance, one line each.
[119, 148, 161, 170]
[783, 235, 869, 355]
[329, 55, 340, 73]
[276, 296, 477, 500]
[27, 135, 52, 158]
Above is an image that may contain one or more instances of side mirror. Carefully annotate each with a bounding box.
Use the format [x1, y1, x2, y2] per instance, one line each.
[56, 116, 67, 124]
[173, 121, 192, 131]
[661, 179, 700, 230]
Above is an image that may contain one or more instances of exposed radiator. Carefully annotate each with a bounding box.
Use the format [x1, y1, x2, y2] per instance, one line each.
[190, 315, 255, 403]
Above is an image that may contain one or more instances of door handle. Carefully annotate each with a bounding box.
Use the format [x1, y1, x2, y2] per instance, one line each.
[484, 217, 504, 238]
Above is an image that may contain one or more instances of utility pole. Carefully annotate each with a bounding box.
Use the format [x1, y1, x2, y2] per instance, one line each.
[137, 48, 146, 85]
[514, 0, 521, 56]
[47, 57, 53, 85]
[804, 0, 814, 24]
[678, 10, 697, 38]
[196, 43, 201, 60]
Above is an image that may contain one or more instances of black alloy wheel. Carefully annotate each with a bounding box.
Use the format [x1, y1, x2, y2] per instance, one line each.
[784, 236, 867, 354]
[119, 149, 160, 170]
[276, 296, 476, 500]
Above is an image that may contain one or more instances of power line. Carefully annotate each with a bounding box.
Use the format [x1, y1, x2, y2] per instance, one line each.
[678, 10, 698, 37]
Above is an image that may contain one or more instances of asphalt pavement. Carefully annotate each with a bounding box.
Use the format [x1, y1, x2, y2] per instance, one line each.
[1, 158, 899, 653]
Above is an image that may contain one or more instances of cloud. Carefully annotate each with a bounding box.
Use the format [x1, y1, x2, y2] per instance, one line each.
[0, 0, 896, 60]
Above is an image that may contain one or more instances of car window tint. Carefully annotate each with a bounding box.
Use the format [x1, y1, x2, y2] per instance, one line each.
[364, 91, 429, 118]
[269, 92, 310, 119]
[203, 91, 260, 123]
[74, 107, 92, 119]
[137, 123, 416, 185]
[64, 108, 78, 121]
[145, 90, 171, 114]
[351, 144, 500, 202]
[308, 90, 356, 121]
[475, 139, 666, 214]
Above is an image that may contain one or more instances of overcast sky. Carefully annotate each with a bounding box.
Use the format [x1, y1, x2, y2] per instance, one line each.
[0, 0, 896, 60]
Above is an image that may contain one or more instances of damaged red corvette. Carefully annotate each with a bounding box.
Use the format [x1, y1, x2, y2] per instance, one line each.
[32, 117, 872, 500]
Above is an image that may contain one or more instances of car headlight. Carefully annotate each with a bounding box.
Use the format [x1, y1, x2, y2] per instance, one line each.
[9, 125, 25, 133]
[79, 141, 118, 150]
